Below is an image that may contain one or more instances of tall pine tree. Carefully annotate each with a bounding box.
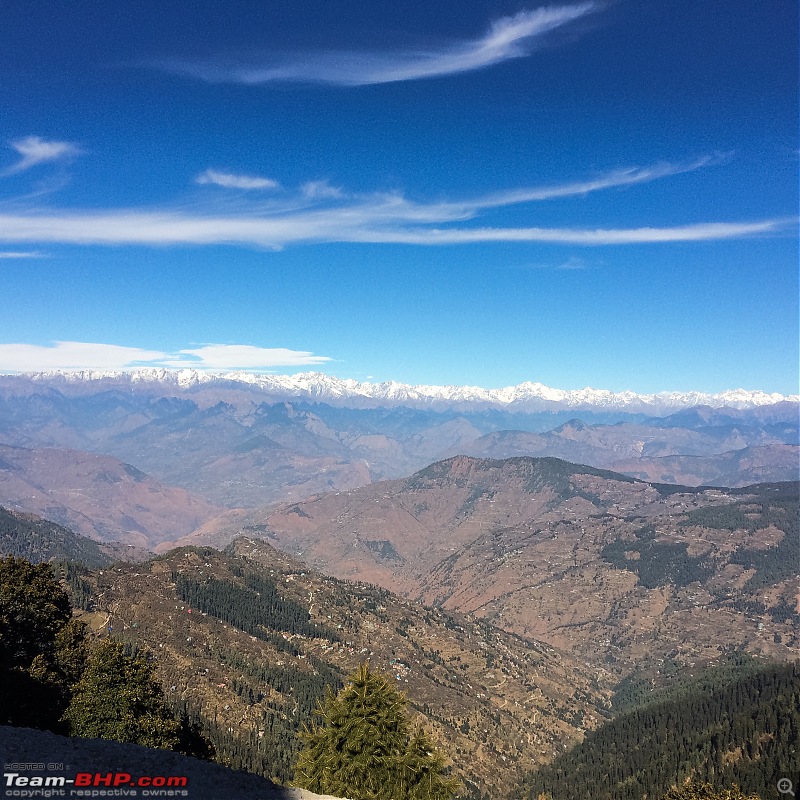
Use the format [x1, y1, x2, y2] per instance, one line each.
[0, 556, 87, 730]
[293, 663, 459, 800]
[62, 639, 181, 750]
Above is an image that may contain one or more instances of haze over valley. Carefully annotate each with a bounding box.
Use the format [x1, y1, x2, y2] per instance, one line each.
[0, 370, 797, 797]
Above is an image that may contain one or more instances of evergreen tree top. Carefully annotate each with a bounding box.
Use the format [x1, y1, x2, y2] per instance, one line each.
[294, 662, 459, 800]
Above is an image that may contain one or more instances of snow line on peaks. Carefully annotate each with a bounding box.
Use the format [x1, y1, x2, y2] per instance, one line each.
[11, 369, 798, 412]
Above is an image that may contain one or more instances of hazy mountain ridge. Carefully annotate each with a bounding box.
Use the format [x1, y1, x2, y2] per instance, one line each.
[609, 443, 800, 487]
[171, 456, 640, 578]
[0, 443, 221, 547]
[0, 376, 795, 518]
[453, 418, 799, 487]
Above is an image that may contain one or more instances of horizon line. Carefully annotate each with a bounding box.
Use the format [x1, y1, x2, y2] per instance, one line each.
[3, 367, 797, 403]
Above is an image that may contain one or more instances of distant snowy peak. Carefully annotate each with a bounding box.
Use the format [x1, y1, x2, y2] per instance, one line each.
[16, 369, 798, 413]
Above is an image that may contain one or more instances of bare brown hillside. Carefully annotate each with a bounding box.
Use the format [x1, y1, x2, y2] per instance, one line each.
[76, 540, 612, 798]
[175, 457, 799, 679]
[0, 444, 221, 548]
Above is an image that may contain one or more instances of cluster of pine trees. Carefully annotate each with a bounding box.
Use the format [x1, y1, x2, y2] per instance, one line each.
[168, 644, 344, 780]
[0, 556, 188, 749]
[1, 555, 460, 800]
[0, 506, 111, 568]
[523, 659, 799, 800]
[174, 570, 336, 640]
[601, 523, 714, 589]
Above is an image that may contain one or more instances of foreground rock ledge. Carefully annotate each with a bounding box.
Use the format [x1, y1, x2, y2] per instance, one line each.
[0, 727, 349, 800]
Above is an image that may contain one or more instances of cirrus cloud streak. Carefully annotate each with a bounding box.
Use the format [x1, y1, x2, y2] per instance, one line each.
[470, 156, 726, 208]
[348, 220, 789, 245]
[0, 250, 46, 259]
[0, 156, 792, 249]
[161, 4, 598, 86]
[0, 209, 790, 249]
[196, 169, 281, 190]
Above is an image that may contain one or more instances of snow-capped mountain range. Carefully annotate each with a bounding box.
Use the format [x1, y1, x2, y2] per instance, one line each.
[11, 369, 798, 414]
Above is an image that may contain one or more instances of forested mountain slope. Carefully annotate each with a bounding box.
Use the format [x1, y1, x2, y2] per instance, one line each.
[0, 505, 114, 567]
[70, 538, 610, 799]
[522, 658, 800, 800]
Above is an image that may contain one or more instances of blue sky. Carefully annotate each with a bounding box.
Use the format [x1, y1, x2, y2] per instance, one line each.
[0, 0, 797, 393]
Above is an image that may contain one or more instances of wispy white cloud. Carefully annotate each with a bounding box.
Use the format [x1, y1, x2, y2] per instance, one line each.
[196, 168, 281, 190]
[0, 157, 792, 249]
[557, 256, 588, 269]
[510, 255, 590, 270]
[2, 136, 82, 175]
[166, 344, 331, 369]
[546, 255, 589, 270]
[469, 156, 726, 208]
[160, 4, 598, 86]
[0, 208, 788, 248]
[301, 180, 345, 200]
[348, 220, 789, 245]
[0, 250, 46, 259]
[0, 341, 332, 372]
[0, 342, 167, 372]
